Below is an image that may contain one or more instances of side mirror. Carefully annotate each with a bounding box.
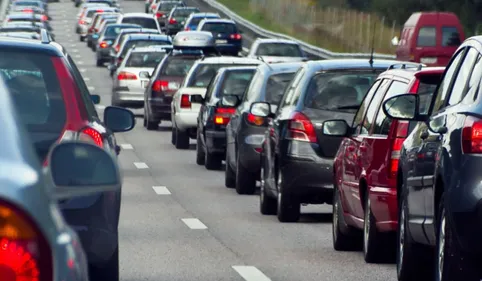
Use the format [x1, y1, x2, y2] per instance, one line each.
[382, 93, 420, 121]
[103, 106, 136, 132]
[220, 95, 240, 107]
[90, 94, 100, 104]
[249, 102, 272, 118]
[321, 120, 350, 137]
[49, 142, 120, 200]
[190, 94, 204, 103]
[391, 36, 399, 46]
[139, 71, 150, 79]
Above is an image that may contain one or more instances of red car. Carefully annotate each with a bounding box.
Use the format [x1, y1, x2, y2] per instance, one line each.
[327, 65, 444, 262]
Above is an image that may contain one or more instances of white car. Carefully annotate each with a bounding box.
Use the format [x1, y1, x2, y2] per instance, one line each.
[247, 38, 308, 63]
[111, 45, 171, 108]
[77, 6, 119, 41]
[171, 57, 262, 149]
[75, 3, 109, 31]
[116, 13, 161, 33]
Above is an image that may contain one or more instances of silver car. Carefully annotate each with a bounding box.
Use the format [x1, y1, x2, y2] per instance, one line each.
[77, 6, 119, 41]
[111, 45, 171, 107]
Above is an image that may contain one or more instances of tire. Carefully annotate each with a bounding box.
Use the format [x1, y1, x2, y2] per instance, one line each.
[87, 40, 92, 48]
[146, 120, 158, 130]
[80, 36, 84, 42]
[196, 132, 205, 165]
[259, 163, 276, 215]
[89, 246, 119, 281]
[224, 152, 235, 188]
[363, 193, 391, 263]
[276, 169, 300, 222]
[175, 128, 189, 149]
[235, 152, 256, 195]
[332, 185, 362, 251]
[171, 126, 176, 145]
[143, 117, 147, 128]
[96, 59, 103, 67]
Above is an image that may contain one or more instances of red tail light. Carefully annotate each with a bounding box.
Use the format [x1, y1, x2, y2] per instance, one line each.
[96, 9, 104, 12]
[41, 15, 47, 21]
[229, 34, 242, 40]
[79, 19, 85, 25]
[152, 80, 168, 92]
[185, 26, 190, 31]
[180, 94, 191, 108]
[214, 107, 236, 125]
[0, 201, 53, 281]
[79, 127, 103, 147]
[99, 41, 108, 48]
[286, 112, 317, 143]
[22, 8, 33, 12]
[388, 121, 409, 178]
[156, 12, 163, 18]
[117, 71, 137, 80]
[114, 45, 120, 52]
[246, 113, 265, 126]
[462, 116, 482, 154]
[169, 18, 177, 24]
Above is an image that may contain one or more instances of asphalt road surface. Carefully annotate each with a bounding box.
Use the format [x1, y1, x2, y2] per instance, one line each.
[48, 0, 397, 280]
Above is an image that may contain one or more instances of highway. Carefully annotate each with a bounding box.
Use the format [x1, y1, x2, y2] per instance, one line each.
[49, 0, 397, 280]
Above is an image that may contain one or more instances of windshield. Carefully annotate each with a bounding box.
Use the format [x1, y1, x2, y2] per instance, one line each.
[217, 70, 256, 97]
[160, 56, 198, 76]
[126, 52, 167, 68]
[187, 63, 258, 88]
[265, 72, 296, 104]
[122, 17, 158, 29]
[13, 1, 41, 7]
[304, 71, 379, 113]
[121, 39, 171, 57]
[256, 43, 303, 57]
[201, 23, 236, 33]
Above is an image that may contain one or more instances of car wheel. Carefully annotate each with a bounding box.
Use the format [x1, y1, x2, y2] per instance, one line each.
[89, 246, 119, 281]
[171, 126, 177, 145]
[80, 36, 84, 42]
[363, 193, 390, 263]
[174, 128, 189, 149]
[276, 169, 300, 222]
[224, 151, 235, 188]
[332, 184, 361, 251]
[235, 152, 256, 195]
[205, 150, 222, 170]
[87, 41, 92, 48]
[143, 117, 147, 128]
[196, 131, 205, 165]
[146, 120, 158, 130]
[259, 164, 276, 215]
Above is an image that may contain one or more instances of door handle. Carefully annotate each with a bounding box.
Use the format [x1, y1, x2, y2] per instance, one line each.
[420, 131, 429, 140]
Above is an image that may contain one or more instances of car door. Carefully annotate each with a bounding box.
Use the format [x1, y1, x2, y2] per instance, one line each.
[199, 76, 218, 145]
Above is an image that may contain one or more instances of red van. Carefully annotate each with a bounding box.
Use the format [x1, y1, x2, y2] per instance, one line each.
[394, 12, 464, 66]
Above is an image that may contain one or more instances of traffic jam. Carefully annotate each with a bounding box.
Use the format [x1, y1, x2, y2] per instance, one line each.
[0, 0, 478, 280]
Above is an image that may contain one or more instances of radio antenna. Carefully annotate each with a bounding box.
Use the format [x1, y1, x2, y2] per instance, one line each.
[368, 21, 376, 68]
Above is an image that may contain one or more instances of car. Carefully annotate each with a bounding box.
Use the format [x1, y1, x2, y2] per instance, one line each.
[0, 25, 55, 39]
[0, 31, 135, 281]
[197, 19, 242, 56]
[9, 0, 48, 14]
[153, 1, 185, 25]
[163, 6, 200, 35]
[95, 23, 141, 66]
[76, 2, 109, 22]
[4, 12, 52, 31]
[171, 56, 261, 149]
[76, 0, 118, 8]
[195, 66, 257, 170]
[323, 65, 443, 263]
[255, 59, 401, 222]
[225, 62, 303, 191]
[86, 12, 119, 48]
[77, 6, 119, 41]
[143, 31, 218, 130]
[90, 15, 119, 51]
[111, 45, 171, 108]
[109, 27, 160, 56]
[116, 13, 161, 32]
[247, 38, 308, 63]
[183, 12, 220, 31]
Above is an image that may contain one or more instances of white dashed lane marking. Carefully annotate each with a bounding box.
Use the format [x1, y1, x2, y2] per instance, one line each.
[88, 86, 95, 91]
[181, 218, 207, 230]
[232, 266, 272, 281]
[133, 162, 149, 169]
[80, 69, 86, 73]
[72, 49, 79, 52]
[120, 144, 133, 150]
[96, 105, 106, 110]
[75, 54, 81, 58]
[83, 77, 90, 81]
[77, 61, 84, 65]
[152, 186, 171, 195]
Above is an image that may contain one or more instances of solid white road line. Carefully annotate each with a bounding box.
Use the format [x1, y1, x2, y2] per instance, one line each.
[133, 162, 149, 169]
[120, 144, 133, 150]
[181, 218, 207, 230]
[80, 69, 86, 73]
[232, 266, 272, 281]
[152, 186, 171, 195]
[77, 61, 84, 65]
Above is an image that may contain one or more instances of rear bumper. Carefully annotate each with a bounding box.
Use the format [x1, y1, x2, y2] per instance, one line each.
[96, 48, 110, 60]
[369, 187, 398, 232]
[238, 134, 265, 174]
[205, 130, 226, 154]
[216, 44, 242, 54]
[147, 97, 171, 121]
[113, 90, 144, 106]
[174, 111, 198, 131]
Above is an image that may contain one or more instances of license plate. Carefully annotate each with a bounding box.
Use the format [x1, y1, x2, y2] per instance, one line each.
[216, 40, 227, 44]
[142, 80, 149, 88]
[420, 57, 437, 64]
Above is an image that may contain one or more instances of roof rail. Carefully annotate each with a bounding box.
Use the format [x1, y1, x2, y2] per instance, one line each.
[387, 63, 425, 70]
[40, 28, 50, 44]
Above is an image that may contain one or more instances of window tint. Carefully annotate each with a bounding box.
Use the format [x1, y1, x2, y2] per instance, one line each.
[126, 51, 167, 67]
[217, 70, 255, 98]
[187, 63, 257, 88]
[448, 47, 478, 106]
[122, 17, 157, 29]
[303, 71, 379, 113]
[432, 49, 465, 112]
[201, 23, 236, 34]
[442, 26, 461, 47]
[373, 81, 409, 135]
[255, 43, 303, 57]
[160, 56, 198, 76]
[66, 55, 98, 119]
[417, 26, 436, 47]
[278, 67, 305, 109]
[353, 79, 382, 134]
[265, 72, 295, 104]
[416, 75, 441, 114]
[120, 39, 171, 57]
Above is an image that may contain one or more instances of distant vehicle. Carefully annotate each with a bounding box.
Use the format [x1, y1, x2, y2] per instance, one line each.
[183, 12, 220, 31]
[247, 38, 308, 63]
[163, 6, 200, 35]
[95, 23, 141, 66]
[197, 19, 242, 56]
[392, 12, 465, 67]
[116, 13, 161, 32]
[153, 0, 185, 19]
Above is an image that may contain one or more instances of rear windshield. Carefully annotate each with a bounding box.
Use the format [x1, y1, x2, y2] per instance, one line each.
[126, 52, 167, 67]
[8, 17, 41, 23]
[189, 16, 216, 26]
[14, 1, 41, 7]
[304, 71, 379, 113]
[442, 26, 461, 47]
[0, 51, 65, 161]
[187, 63, 258, 88]
[159, 2, 182, 11]
[160, 56, 198, 76]
[417, 26, 436, 47]
[201, 23, 236, 33]
[265, 72, 295, 104]
[121, 39, 171, 57]
[122, 17, 157, 29]
[217, 70, 255, 97]
[105, 25, 137, 37]
[173, 8, 199, 18]
[256, 43, 302, 57]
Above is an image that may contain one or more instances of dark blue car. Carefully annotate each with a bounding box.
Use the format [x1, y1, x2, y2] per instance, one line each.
[197, 19, 242, 56]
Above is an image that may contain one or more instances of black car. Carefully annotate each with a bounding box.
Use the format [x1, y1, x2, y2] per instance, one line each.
[196, 66, 257, 169]
[383, 36, 482, 281]
[255, 59, 399, 222]
[95, 24, 141, 66]
[163, 6, 200, 35]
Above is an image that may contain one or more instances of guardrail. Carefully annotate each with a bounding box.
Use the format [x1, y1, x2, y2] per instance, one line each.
[201, 0, 397, 60]
[0, 0, 9, 21]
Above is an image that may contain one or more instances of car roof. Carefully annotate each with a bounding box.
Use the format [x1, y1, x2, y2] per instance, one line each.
[0, 36, 63, 56]
[0, 26, 41, 32]
[118, 28, 159, 34]
[190, 12, 219, 17]
[121, 13, 155, 18]
[256, 61, 305, 74]
[200, 19, 235, 24]
[196, 57, 261, 64]
[130, 45, 173, 52]
[0, 32, 40, 39]
[85, 6, 118, 11]
[254, 38, 300, 45]
[305, 59, 405, 71]
[126, 34, 171, 40]
[380, 66, 446, 80]
[6, 13, 42, 18]
[217, 66, 258, 73]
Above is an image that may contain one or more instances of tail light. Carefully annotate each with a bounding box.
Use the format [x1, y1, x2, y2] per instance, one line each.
[41, 15, 47, 21]
[185, 26, 190, 31]
[114, 45, 120, 52]
[22, 8, 33, 12]
[388, 121, 409, 178]
[156, 12, 163, 18]
[99, 41, 108, 48]
[78, 127, 104, 147]
[96, 9, 104, 12]
[152, 80, 168, 92]
[246, 113, 265, 126]
[229, 34, 242, 40]
[79, 19, 85, 25]
[214, 107, 236, 125]
[180, 94, 191, 108]
[286, 112, 317, 143]
[462, 116, 482, 154]
[0, 200, 53, 281]
[117, 71, 137, 80]
[169, 18, 177, 24]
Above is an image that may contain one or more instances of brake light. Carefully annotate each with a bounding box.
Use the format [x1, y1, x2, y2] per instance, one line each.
[156, 12, 163, 18]
[229, 33, 242, 40]
[96, 9, 104, 12]
[388, 121, 409, 178]
[214, 107, 236, 125]
[41, 15, 47, 21]
[462, 116, 482, 154]
[180, 94, 191, 108]
[117, 71, 137, 80]
[246, 113, 265, 126]
[22, 8, 33, 12]
[79, 19, 85, 25]
[169, 18, 177, 24]
[114, 45, 120, 52]
[152, 80, 168, 92]
[185, 26, 190, 31]
[0, 201, 52, 281]
[99, 41, 108, 48]
[78, 127, 103, 147]
[286, 112, 317, 143]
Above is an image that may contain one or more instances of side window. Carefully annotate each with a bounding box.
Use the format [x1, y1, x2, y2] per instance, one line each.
[448, 47, 479, 106]
[372, 80, 409, 135]
[244, 71, 262, 101]
[204, 74, 218, 102]
[361, 79, 390, 134]
[278, 68, 305, 110]
[465, 54, 482, 104]
[441, 26, 461, 47]
[417, 26, 436, 47]
[352, 79, 382, 134]
[66, 55, 99, 119]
